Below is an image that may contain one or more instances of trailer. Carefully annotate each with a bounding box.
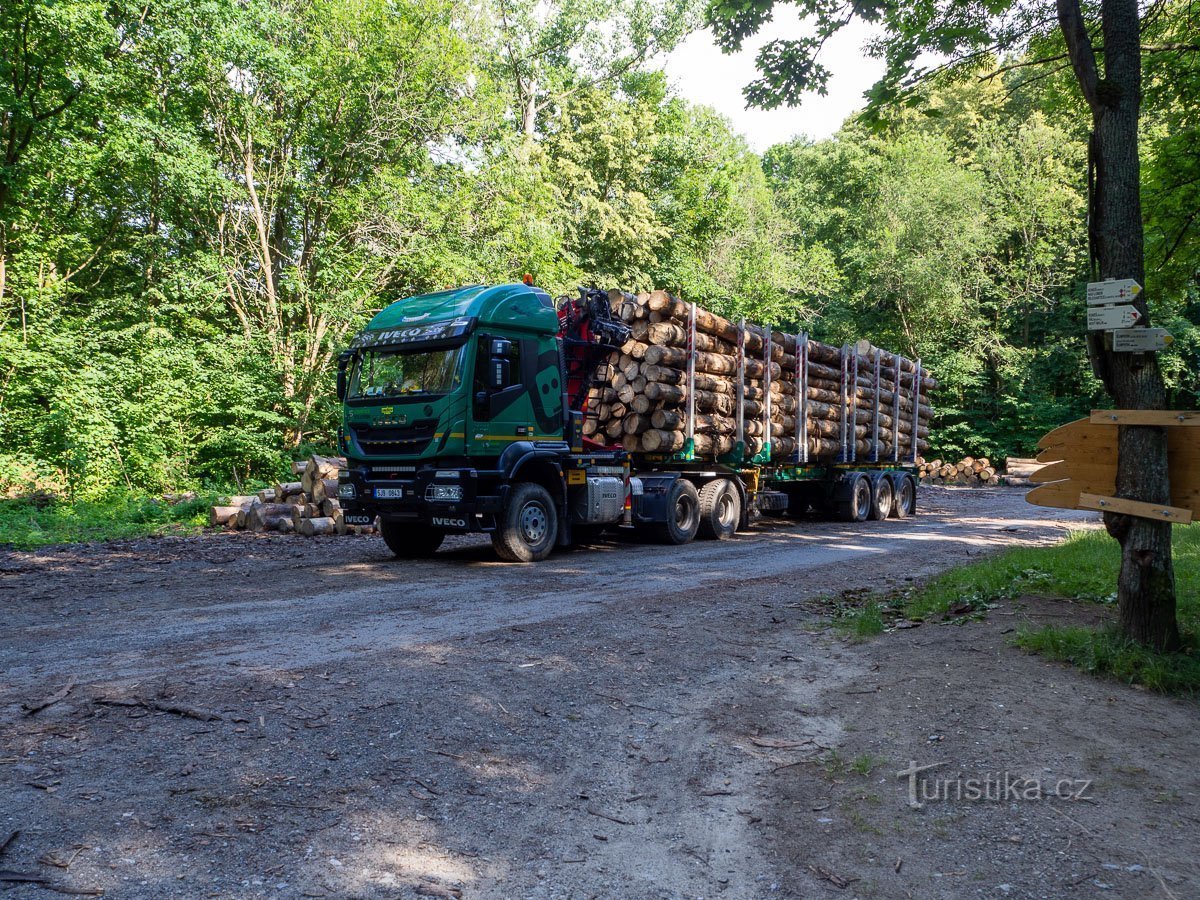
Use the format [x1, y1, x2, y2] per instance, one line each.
[336, 283, 929, 561]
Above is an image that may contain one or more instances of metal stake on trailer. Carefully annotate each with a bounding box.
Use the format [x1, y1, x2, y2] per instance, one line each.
[871, 349, 881, 462]
[686, 301, 697, 455]
[796, 332, 809, 464]
[763, 330, 773, 457]
[849, 351, 858, 463]
[736, 318, 746, 450]
[911, 359, 923, 464]
[891, 352, 901, 463]
[839, 345, 849, 463]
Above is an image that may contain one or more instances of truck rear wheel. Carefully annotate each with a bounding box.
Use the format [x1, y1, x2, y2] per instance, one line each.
[380, 521, 445, 558]
[493, 482, 558, 562]
[836, 475, 872, 523]
[869, 476, 894, 520]
[653, 478, 700, 545]
[698, 478, 740, 540]
[891, 474, 916, 518]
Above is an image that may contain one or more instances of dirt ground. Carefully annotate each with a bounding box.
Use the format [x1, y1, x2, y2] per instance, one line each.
[1, 486, 1196, 899]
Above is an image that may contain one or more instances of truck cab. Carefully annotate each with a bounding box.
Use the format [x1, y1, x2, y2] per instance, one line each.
[336, 283, 628, 561]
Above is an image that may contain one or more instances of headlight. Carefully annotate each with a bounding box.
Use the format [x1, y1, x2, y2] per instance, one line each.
[338, 482, 356, 499]
[426, 484, 463, 501]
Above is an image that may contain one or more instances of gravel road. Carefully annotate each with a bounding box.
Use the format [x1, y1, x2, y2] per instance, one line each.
[2, 486, 1197, 899]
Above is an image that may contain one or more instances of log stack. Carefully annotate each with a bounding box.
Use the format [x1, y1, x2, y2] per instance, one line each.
[916, 456, 999, 486]
[209, 455, 378, 536]
[582, 290, 933, 462]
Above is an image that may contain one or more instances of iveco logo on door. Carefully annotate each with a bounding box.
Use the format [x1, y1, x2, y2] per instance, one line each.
[432, 517, 467, 528]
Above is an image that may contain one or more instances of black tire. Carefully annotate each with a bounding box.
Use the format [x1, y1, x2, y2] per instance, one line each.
[836, 475, 872, 523]
[869, 476, 894, 521]
[380, 521, 444, 558]
[492, 482, 558, 562]
[698, 478, 741, 540]
[653, 478, 701, 545]
[891, 474, 916, 518]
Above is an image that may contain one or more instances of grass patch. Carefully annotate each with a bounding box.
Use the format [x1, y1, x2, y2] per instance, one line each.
[0, 493, 218, 549]
[835, 600, 885, 641]
[838, 526, 1200, 694]
[1015, 625, 1200, 695]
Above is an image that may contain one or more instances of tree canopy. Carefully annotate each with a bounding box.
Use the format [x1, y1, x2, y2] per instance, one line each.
[1, 0, 1197, 504]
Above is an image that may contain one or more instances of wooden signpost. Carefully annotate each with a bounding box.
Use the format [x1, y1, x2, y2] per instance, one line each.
[1026, 411, 1200, 523]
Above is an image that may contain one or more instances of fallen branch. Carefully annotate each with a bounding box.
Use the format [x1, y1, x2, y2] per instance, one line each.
[22, 678, 76, 716]
[94, 698, 221, 722]
[808, 864, 859, 889]
[0, 870, 104, 896]
[585, 806, 634, 826]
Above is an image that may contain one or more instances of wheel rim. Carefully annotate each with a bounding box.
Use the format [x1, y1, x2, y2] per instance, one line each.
[878, 485, 893, 517]
[520, 501, 549, 544]
[855, 482, 871, 518]
[900, 479, 914, 511]
[717, 490, 737, 528]
[676, 495, 696, 529]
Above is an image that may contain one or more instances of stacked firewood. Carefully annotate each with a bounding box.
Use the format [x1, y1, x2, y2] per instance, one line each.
[208, 455, 377, 535]
[583, 290, 932, 460]
[917, 456, 999, 485]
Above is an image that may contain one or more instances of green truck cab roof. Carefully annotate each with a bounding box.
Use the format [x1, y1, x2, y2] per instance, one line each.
[364, 283, 558, 338]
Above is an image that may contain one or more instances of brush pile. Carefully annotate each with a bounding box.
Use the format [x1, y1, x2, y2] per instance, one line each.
[583, 290, 933, 461]
[208, 455, 377, 535]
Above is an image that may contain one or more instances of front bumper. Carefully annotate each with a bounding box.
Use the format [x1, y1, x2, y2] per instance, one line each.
[338, 465, 504, 533]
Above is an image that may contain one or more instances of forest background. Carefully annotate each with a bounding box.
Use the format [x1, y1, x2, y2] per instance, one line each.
[2, 0, 1197, 500]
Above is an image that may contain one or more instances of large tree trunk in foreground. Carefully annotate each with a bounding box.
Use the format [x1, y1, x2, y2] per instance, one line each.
[1059, 0, 1179, 650]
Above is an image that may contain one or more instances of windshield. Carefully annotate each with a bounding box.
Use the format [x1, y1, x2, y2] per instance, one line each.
[349, 346, 464, 399]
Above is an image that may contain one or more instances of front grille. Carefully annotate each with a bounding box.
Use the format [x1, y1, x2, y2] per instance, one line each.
[351, 419, 437, 457]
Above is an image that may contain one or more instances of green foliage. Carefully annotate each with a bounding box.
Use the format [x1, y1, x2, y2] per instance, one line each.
[761, 68, 1127, 460]
[2, 0, 1197, 519]
[0, 493, 216, 548]
[2, 0, 800, 506]
[1015, 626, 1200, 695]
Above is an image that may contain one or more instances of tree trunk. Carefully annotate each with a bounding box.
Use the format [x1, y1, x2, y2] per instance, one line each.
[1059, 0, 1179, 650]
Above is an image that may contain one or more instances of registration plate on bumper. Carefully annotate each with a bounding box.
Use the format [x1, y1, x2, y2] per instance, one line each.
[374, 487, 405, 499]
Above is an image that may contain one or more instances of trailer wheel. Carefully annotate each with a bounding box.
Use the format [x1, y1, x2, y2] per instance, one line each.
[381, 522, 445, 558]
[869, 476, 894, 521]
[891, 474, 916, 518]
[492, 483, 558, 562]
[653, 478, 701, 545]
[698, 478, 741, 540]
[836, 475, 872, 523]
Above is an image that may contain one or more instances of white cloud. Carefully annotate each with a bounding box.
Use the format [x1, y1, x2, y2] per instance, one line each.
[660, 12, 886, 152]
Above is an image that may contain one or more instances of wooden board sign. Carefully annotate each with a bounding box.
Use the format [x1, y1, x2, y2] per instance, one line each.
[1026, 414, 1200, 522]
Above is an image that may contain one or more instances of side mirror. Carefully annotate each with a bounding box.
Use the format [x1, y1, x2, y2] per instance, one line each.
[486, 357, 511, 390]
[336, 351, 354, 401]
[490, 338, 513, 357]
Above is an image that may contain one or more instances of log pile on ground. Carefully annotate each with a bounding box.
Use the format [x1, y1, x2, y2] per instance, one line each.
[917, 456, 999, 486]
[1000, 457, 1040, 486]
[583, 290, 933, 461]
[209, 455, 377, 535]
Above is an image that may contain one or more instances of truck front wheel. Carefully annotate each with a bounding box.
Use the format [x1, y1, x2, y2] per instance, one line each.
[698, 478, 740, 540]
[381, 521, 445, 558]
[493, 483, 558, 562]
